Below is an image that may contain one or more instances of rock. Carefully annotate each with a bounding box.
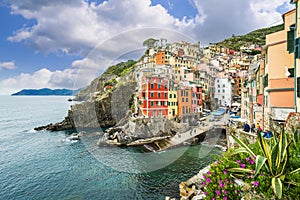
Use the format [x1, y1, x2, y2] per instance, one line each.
[179, 182, 196, 199]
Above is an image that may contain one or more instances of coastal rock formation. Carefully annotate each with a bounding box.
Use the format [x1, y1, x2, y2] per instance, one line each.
[35, 71, 137, 131]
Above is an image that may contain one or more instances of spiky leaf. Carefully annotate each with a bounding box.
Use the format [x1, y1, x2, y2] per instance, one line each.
[272, 177, 282, 199]
[254, 155, 267, 176]
[231, 135, 256, 157]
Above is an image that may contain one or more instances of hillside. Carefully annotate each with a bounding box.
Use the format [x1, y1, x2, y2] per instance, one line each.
[215, 24, 284, 50]
[12, 88, 80, 96]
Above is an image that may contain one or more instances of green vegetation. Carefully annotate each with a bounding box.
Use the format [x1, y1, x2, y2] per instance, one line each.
[143, 38, 158, 47]
[202, 127, 300, 199]
[103, 60, 136, 76]
[215, 24, 284, 51]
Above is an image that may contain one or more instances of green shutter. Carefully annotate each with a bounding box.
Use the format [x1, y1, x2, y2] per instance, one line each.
[287, 29, 295, 53]
[297, 77, 300, 98]
[295, 38, 300, 59]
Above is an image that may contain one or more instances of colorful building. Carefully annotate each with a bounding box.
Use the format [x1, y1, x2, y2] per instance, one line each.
[140, 76, 169, 117]
[177, 87, 192, 116]
[168, 89, 178, 119]
[261, 9, 295, 128]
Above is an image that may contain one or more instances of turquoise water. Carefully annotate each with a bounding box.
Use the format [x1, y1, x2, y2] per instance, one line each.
[0, 96, 221, 200]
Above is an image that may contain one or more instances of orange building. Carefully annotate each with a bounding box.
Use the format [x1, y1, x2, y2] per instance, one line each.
[177, 87, 192, 116]
[155, 50, 170, 65]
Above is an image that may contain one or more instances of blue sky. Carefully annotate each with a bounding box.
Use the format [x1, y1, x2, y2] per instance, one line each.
[0, 0, 294, 94]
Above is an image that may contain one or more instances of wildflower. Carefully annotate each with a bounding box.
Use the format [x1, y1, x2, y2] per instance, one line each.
[225, 178, 228, 181]
[216, 160, 219, 164]
[234, 190, 238, 193]
[224, 196, 228, 200]
[251, 170, 255, 174]
[202, 181, 207, 186]
[260, 174, 264, 177]
[216, 190, 221, 196]
[222, 190, 227, 195]
[223, 170, 227, 174]
[253, 156, 256, 159]
[219, 181, 224, 189]
[212, 198, 215, 200]
[206, 178, 212, 183]
[246, 157, 250, 161]
[203, 175, 206, 179]
[249, 160, 255, 165]
[207, 171, 211, 175]
[253, 181, 259, 187]
[230, 180, 233, 184]
[204, 192, 207, 196]
[240, 163, 246, 168]
[236, 160, 241, 164]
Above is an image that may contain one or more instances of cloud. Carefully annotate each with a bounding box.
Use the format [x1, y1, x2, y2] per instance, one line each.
[0, 58, 100, 94]
[0, 61, 17, 70]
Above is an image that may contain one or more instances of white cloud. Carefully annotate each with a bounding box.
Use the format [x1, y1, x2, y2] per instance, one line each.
[0, 61, 17, 70]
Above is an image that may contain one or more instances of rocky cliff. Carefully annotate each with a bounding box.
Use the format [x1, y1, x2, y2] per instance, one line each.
[35, 66, 137, 131]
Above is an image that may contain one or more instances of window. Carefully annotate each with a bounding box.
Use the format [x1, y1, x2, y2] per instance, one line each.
[287, 25, 295, 53]
[158, 93, 161, 98]
[288, 68, 294, 78]
[150, 92, 154, 98]
[185, 91, 188, 96]
[164, 101, 168, 106]
[164, 93, 168, 98]
[186, 98, 188, 102]
[169, 94, 172, 98]
[181, 90, 184, 96]
[218, 85, 220, 88]
[218, 89, 220, 93]
[150, 101, 154, 106]
[164, 84, 167, 89]
[150, 84, 154, 89]
[182, 98, 184, 102]
[186, 107, 189, 113]
[223, 84, 225, 87]
[182, 106, 185, 114]
[158, 84, 161, 89]
[174, 94, 176, 98]
[297, 77, 300, 98]
[223, 89, 225, 93]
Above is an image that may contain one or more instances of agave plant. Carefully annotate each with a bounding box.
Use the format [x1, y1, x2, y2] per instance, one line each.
[229, 128, 300, 199]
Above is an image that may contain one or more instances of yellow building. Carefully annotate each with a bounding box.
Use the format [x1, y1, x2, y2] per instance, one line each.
[168, 90, 178, 119]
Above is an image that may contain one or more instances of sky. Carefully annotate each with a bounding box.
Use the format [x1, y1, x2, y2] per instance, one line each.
[0, 0, 295, 94]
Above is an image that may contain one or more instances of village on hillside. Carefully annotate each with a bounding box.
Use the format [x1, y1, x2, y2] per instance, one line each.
[118, 7, 299, 133]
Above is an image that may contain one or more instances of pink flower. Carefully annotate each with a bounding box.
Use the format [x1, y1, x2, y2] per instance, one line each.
[237, 160, 241, 164]
[223, 170, 227, 174]
[222, 190, 227, 195]
[216, 190, 221, 196]
[203, 175, 206, 179]
[240, 163, 246, 168]
[260, 174, 264, 177]
[207, 171, 211, 175]
[234, 190, 238, 193]
[202, 181, 207, 186]
[251, 170, 255, 174]
[224, 196, 228, 200]
[204, 192, 207, 196]
[212, 198, 215, 200]
[253, 181, 259, 187]
[206, 178, 212, 183]
[249, 160, 255, 165]
[246, 157, 250, 161]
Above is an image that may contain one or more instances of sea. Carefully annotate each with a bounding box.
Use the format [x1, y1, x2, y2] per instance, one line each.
[0, 96, 221, 200]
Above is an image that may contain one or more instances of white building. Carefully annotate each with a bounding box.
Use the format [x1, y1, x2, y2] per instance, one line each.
[214, 78, 232, 107]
